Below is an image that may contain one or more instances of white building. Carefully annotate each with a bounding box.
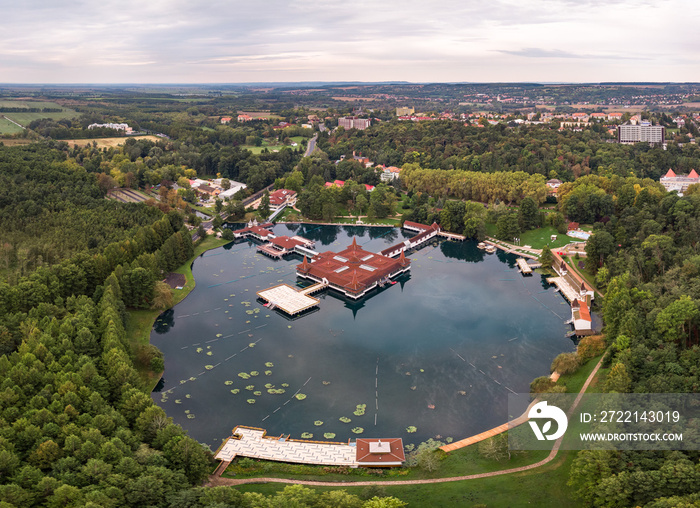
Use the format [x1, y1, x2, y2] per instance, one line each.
[219, 181, 248, 199]
[617, 123, 665, 144]
[338, 117, 371, 130]
[87, 123, 133, 134]
[660, 169, 699, 196]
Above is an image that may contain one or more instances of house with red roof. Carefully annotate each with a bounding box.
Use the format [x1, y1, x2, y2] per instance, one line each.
[571, 299, 593, 335]
[220, 117, 232, 124]
[660, 168, 700, 195]
[268, 189, 297, 211]
[237, 114, 253, 122]
[355, 438, 405, 467]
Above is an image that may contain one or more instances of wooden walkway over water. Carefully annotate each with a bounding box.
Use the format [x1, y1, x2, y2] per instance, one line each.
[440, 400, 537, 452]
[257, 284, 320, 315]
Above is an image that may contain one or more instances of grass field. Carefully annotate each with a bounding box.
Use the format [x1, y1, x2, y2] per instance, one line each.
[0, 100, 79, 126]
[0, 138, 33, 146]
[242, 136, 306, 154]
[63, 135, 161, 149]
[0, 117, 24, 135]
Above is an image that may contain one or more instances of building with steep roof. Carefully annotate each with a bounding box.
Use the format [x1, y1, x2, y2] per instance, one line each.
[297, 238, 410, 299]
[660, 168, 699, 196]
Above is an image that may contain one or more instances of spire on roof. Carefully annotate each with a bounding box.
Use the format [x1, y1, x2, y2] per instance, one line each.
[664, 168, 677, 178]
[299, 255, 310, 272]
[349, 237, 359, 250]
[689, 169, 699, 179]
[399, 250, 409, 266]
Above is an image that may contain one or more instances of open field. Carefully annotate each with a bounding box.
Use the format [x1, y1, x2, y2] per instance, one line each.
[63, 135, 161, 148]
[0, 117, 24, 135]
[238, 111, 283, 120]
[242, 135, 305, 154]
[0, 138, 33, 146]
[0, 100, 79, 125]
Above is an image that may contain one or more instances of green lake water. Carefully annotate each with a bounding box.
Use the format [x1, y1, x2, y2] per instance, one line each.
[151, 224, 577, 449]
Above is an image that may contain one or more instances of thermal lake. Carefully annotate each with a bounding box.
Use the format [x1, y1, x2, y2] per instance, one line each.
[151, 224, 576, 450]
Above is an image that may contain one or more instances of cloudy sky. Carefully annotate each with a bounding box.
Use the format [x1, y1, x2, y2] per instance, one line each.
[1, 0, 698, 83]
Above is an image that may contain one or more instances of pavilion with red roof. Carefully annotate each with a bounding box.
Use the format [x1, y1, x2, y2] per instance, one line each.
[297, 237, 410, 299]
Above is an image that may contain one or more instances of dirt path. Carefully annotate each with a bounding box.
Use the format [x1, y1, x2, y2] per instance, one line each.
[207, 356, 605, 488]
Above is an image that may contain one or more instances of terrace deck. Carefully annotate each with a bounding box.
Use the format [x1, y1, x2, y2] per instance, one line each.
[257, 284, 320, 315]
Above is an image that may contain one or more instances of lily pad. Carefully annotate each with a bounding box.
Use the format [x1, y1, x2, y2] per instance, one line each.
[238, 372, 250, 379]
[231, 389, 240, 394]
[265, 370, 272, 376]
[265, 362, 274, 367]
[250, 371, 259, 376]
[205, 365, 214, 370]
[406, 426, 417, 433]
[351, 427, 364, 434]
[247, 399, 256, 404]
[323, 433, 336, 439]
[225, 380, 233, 385]
[339, 417, 351, 423]
[301, 432, 313, 439]
[314, 420, 323, 426]
[295, 393, 306, 400]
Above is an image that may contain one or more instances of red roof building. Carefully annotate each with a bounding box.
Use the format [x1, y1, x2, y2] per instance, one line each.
[355, 438, 405, 467]
[268, 189, 297, 210]
[297, 237, 410, 299]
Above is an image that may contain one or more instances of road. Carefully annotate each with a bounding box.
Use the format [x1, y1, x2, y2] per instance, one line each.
[304, 133, 318, 157]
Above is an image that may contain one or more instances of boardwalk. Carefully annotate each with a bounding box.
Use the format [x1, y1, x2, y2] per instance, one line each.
[216, 426, 356, 466]
[516, 257, 532, 275]
[440, 400, 536, 452]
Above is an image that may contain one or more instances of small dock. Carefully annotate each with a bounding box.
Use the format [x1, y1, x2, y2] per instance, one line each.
[257, 284, 321, 315]
[516, 258, 532, 275]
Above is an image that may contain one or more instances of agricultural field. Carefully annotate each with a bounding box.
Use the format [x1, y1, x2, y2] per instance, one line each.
[238, 111, 283, 120]
[106, 188, 151, 203]
[63, 135, 161, 149]
[0, 116, 24, 135]
[0, 99, 79, 126]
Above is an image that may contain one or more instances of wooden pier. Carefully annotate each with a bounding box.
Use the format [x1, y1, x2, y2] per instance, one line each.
[516, 258, 532, 275]
[256, 284, 321, 315]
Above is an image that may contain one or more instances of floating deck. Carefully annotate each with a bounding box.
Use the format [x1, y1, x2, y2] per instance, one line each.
[516, 257, 532, 275]
[257, 284, 320, 315]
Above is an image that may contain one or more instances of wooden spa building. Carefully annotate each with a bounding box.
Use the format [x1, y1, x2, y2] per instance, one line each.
[297, 237, 411, 299]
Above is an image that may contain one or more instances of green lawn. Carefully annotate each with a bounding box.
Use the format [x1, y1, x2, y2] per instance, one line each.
[555, 354, 604, 394]
[0, 117, 24, 135]
[518, 226, 575, 250]
[242, 136, 307, 154]
[234, 450, 580, 507]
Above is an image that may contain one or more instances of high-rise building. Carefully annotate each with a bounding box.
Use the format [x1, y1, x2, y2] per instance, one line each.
[617, 123, 665, 144]
[338, 117, 371, 130]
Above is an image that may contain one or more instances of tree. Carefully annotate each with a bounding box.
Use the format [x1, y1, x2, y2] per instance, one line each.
[540, 245, 554, 269]
[518, 197, 539, 230]
[604, 363, 632, 393]
[478, 433, 511, 462]
[259, 191, 271, 218]
[221, 178, 231, 190]
[496, 212, 520, 242]
[551, 352, 580, 375]
[151, 281, 173, 310]
[585, 231, 615, 273]
[655, 295, 699, 348]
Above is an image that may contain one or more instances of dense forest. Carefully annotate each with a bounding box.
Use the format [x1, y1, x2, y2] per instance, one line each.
[318, 121, 700, 181]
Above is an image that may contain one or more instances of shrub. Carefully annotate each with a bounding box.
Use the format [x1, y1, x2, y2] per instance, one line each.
[530, 376, 556, 394]
[551, 352, 580, 375]
[577, 335, 606, 362]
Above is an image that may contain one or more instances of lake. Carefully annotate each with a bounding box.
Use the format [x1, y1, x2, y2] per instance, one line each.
[150, 224, 576, 450]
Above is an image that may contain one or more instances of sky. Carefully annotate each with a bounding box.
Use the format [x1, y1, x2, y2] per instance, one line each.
[1, 0, 698, 83]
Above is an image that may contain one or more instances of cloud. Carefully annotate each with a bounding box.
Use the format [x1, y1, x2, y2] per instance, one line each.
[0, 0, 695, 82]
[496, 48, 650, 61]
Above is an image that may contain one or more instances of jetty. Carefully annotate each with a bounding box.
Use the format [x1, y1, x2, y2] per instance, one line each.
[516, 257, 534, 275]
[215, 426, 404, 469]
[256, 283, 322, 315]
